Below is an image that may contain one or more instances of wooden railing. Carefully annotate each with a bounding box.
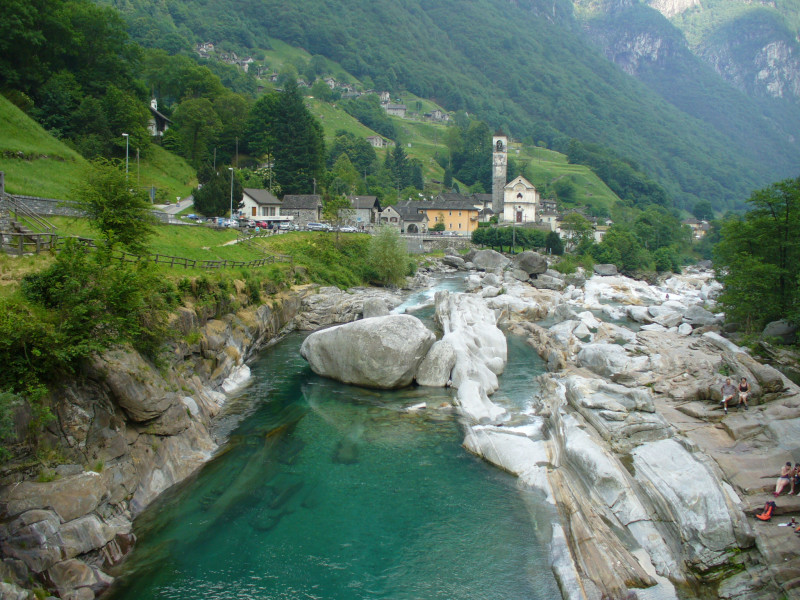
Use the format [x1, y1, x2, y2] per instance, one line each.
[1, 232, 60, 255]
[109, 248, 292, 269]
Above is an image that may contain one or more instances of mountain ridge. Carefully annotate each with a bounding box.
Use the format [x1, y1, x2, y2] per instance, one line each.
[101, 0, 800, 209]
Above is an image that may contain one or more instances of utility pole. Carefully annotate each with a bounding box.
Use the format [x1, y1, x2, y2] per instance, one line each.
[235, 137, 238, 168]
[122, 133, 129, 177]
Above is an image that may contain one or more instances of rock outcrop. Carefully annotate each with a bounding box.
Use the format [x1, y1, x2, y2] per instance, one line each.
[300, 314, 435, 389]
[0, 285, 314, 599]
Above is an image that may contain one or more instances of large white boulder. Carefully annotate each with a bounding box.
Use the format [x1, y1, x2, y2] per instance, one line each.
[300, 314, 435, 389]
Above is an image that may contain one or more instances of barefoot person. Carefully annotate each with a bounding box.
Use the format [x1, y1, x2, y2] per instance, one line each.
[738, 377, 750, 411]
[721, 378, 736, 415]
[776, 462, 793, 496]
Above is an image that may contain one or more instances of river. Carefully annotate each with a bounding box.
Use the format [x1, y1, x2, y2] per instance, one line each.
[105, 277, 561, 599]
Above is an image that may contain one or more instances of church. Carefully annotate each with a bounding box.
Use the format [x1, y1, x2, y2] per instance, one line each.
[491, 133, 544, 225]
[503, 175, 539, 223]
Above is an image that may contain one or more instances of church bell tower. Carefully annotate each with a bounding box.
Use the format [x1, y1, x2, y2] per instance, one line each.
[492, 133, 507, 221]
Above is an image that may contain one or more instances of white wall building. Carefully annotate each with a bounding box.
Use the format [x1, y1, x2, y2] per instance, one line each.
[503, 176, 539, 224]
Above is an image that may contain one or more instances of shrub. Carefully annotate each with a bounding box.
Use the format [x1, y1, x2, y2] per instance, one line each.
[367, 226, 410, 287]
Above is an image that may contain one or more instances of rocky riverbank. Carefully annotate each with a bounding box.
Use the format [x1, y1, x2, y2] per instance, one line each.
[2, 249, 798, 600]
[0, 281, 405, 600]
[432, 249, 800, 599]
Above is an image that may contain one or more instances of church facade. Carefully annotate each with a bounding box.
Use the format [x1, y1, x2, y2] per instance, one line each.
[503, 176, 539, 223]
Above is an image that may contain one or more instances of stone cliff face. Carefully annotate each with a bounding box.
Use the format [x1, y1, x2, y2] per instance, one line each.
[0, 284, 312, 599]
[700, 35, 800, 100]
[646, 0, 699, 19]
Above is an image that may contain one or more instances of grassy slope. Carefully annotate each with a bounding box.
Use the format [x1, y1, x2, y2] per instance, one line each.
[0, 96, 87, 197]
[0, 95, 197, 200]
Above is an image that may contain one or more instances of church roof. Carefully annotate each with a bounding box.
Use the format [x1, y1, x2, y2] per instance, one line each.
[504, 175, 536, 191]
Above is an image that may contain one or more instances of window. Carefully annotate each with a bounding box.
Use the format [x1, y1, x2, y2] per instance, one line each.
[391, 217, 397, 222]
[449, 211, 452, 216]
[458, 211, 462, 216]
[458, 223, 462, 229]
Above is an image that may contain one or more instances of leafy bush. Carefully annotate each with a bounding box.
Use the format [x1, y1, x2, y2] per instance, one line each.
[367, 226, 410, 287]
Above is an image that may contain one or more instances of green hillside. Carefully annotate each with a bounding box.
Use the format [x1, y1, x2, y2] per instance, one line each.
[308, 92, 621, 213]
[0, 95, 197, 200]
[108, 0, 800, 212]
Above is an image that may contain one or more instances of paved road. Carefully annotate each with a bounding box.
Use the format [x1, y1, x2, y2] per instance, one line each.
[156, 195, 194, 215]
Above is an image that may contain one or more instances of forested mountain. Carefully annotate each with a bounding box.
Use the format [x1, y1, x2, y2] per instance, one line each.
[101, 0, 800, 212]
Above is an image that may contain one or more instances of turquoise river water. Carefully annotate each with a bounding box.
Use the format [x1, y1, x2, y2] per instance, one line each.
[105, 283, 560, 600]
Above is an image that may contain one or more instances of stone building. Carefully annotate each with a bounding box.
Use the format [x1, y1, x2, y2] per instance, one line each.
[281, 195, 323, 228]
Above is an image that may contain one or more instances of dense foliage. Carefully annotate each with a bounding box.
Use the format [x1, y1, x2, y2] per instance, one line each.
[367, 226, 412, 287]
[193, 168, 244, 217]
[105, 0, 800, 212]
[714, 176, 800, 330]
[72, 158, 157, 254]
[245, 80, 325, 195]
[471, 226, 548, 253]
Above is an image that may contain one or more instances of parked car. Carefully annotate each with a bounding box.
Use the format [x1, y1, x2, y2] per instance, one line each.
[254, 221, 268, 229]
[278, 221, 292, 230]
[339, 226, 358, 233]
[306, 222, 330, 231]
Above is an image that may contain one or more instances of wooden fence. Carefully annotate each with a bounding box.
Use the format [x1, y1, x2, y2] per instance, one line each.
[53, 236, 293, 269]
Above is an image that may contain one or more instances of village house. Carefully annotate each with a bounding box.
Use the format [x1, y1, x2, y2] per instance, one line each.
[417, 194, 480, 234]
[348, 196, 382, 228]
[147, 98, 172, 138]
[683, 218, 710, 240]
[424, 109, 449, 122]
[379, 205, 402, 229]
[242, 188, 281, 219]
[281, 195, 323, 228]
[470, 193, 493, 222]
[503, 176, 539, 224]
[538, 198, 559, 231]
[383, 103, 407, 118]
[392, 201, 428, 234]
[366, 135, 392, 148]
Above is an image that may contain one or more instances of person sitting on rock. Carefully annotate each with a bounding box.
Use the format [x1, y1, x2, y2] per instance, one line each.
[792, 463, 800, 495]
[738, 377, 750, 411]
[775, 461, 793, 496]
[720, 378, 737, 414]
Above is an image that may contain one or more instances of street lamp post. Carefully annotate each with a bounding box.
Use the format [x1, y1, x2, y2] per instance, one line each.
[121, 133, 129, 177]
[228, 167, 234, 220]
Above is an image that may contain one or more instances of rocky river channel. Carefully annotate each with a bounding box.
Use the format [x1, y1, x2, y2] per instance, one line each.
[1, 248, 800, 599]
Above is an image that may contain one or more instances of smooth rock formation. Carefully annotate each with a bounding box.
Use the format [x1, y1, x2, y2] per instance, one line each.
[593, 263, 618, 276]
[415, 339, 457, 387]
[512, 251, 547, 275]
[362, 297, 389, 318]
[300, 314, 435, 389]
[471, 249, 511, 272]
